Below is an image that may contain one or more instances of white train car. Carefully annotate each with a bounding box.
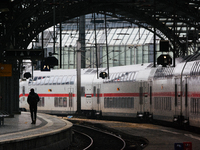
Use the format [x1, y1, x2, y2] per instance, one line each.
[19, 56, 200, 128]
[19, 63, 152, 117]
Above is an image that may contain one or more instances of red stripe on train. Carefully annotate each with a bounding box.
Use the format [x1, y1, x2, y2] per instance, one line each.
[19, 92, 200, 98]
[19, 93, 75, 98]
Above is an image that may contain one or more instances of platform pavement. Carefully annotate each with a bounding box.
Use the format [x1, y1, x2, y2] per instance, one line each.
[0, 112, 72, 150]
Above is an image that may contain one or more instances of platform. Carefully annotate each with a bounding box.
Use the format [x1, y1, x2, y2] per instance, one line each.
[0, 112, 72, 150]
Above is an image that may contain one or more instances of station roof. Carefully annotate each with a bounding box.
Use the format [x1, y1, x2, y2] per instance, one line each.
[0, 0, 200, 57]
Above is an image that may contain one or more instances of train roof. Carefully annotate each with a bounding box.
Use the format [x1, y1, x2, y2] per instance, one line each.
[32, 63, 152, 77]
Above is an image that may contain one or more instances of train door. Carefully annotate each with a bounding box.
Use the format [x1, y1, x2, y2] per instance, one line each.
[149, 80, 153, 119]
[174, 77, 182, 124]
[92, 84, 101, 116]
[68, 88, 74, 113]
[143, 82, 149, 113]
[85, 85, 93, 110]
[182, 77, 189, 125]
[137, 81, 151, 119]
[137, 81, 143, 117]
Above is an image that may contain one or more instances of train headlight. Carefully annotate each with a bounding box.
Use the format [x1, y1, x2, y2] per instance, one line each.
[173, 117, 178, 122]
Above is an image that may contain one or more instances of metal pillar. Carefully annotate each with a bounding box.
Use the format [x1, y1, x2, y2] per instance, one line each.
[53, 0, 56, 54]
[104, 12, 109, 79]
[60, 22, 62, 68]
[153, 0, 156, 67]
[79, 15, 85, 68]
[94, 13, 99, 78]
[76, 40, 81, 114]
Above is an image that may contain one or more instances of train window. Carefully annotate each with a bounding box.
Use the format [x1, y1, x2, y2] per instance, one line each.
[54, 97, 59, 107]
[38, 76, 42, 80]
[32, 79, 37, 85]
[66, 76, 72, 84]
[70, 76, 75, 84]
[129, 98, 134, 108]
[104, 97, 108, 108]
[108, 97, 113, 108]
[54, 97, 68, 107]
[36, 80, 41, 85]
[44, 77, 50, 85]
[116, 97, 119, 108]
[120, 73, 125, 81]
[28, 79, 33, 85]
[59, 97, 63, 107]
[33, 77, 38, 81]
[114, 73, 120, 82]
[38, 97, 44, 107]
[61, 76, 68, 84]
[40, 77, 46, 85]
[123, 72, 129, 81]
[36, 77, 42, 85]
[190, 98, 200, 114]
[127, 72, 133, 81]
[111, 74, 116, 81]
[63, 97, 67, 107]
[118, 73, 123, 81]
[104, 97, 134, 108]
[57, 76, 63, 85]
[129, 72, 135, 81]
[49, 76, 55, 85]
[53, 76, 59, 85]
[154, 97, 171, 110]
[81, 87, 85, 97]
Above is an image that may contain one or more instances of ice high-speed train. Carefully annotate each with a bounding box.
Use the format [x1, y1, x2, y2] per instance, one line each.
[19, 54, 200, 128]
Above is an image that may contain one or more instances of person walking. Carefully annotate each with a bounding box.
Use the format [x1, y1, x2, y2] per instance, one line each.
[27, 88, 40, 124]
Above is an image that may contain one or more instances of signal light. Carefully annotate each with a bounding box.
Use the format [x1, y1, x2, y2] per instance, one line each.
[99, 72, 108, 79]
[24, 72, 31, 79]
[157, 54, 172, 67]
[41, 61, 50, 71]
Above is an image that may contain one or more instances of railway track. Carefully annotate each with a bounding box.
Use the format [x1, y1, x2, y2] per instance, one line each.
[71, 124, 126, 150]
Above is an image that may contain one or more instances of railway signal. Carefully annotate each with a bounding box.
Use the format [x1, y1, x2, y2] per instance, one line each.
[157, 54, 172, 67]
[23, 72, 31, 79]
[41, 54, 58, 71]
[99, 72, 107, 79]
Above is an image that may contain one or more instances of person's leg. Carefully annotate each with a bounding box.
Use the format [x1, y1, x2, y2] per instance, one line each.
[33, 106, 37, 124]
[30, 106, 34, 124]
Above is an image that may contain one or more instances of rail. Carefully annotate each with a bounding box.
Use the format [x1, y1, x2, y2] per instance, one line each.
[73, 124, 126, 150]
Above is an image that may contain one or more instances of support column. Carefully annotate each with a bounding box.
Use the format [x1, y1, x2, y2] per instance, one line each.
[76, 40, 81, 114]
[79, 15, 85, 68]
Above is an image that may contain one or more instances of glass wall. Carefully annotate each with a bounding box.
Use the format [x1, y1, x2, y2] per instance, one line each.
[52, 44, 171, 69]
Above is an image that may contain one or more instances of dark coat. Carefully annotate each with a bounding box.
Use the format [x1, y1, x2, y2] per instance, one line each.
[27, 91, 40, 107]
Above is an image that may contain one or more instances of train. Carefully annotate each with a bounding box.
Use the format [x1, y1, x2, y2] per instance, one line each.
[19, 53, 200, 128]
